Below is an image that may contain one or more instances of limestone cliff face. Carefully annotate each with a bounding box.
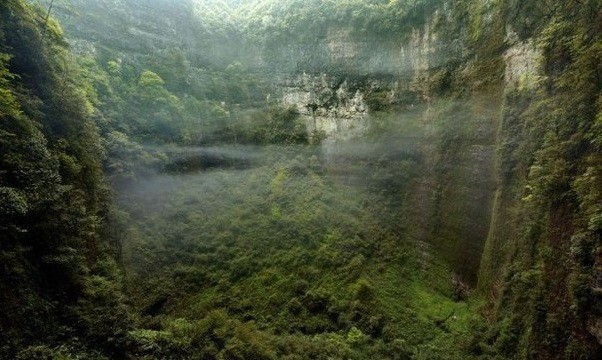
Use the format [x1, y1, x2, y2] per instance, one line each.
[273, 4, 499, 284]
[477, 34, 542, 292]
[280, 73, 369, 143]
[273, 7, 601, 355]
[503, 37, 540, 91]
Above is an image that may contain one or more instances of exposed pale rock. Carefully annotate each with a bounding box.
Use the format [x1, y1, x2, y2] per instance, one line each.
[503, 37, 541, 90]
[280, 74, 370, 143]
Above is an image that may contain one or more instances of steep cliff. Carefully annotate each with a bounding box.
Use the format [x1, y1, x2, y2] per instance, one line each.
[267, 1, 502, 285]
[257, 1, 601, 357]
[0, 1, 131, 358]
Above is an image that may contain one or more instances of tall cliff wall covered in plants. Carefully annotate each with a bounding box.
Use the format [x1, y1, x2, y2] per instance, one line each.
[255, 1, 601, 356]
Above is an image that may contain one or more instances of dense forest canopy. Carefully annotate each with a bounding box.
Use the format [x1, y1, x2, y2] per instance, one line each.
[0, 0, 600, 359]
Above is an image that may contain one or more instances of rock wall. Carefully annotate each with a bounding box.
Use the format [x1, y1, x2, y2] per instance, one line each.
[280, 73, 369, 144]
[273, 5, 500, 284]
[273, 5, 601, 354]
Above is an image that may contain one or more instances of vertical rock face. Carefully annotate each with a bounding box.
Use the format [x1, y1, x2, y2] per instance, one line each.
[479, 3, 601, 356]
[477, 34, 543, 294]
[274, 7, 500, 284]
[327, 29, 358, 63]
[400, 18, 440, 73]
[503, 36, 541, 91]
[272, 3, 602, 354]
[280, 74, 369, 144]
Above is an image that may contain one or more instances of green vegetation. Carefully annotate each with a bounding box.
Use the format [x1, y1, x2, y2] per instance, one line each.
[0, 0, 129, 357]
[116, 145, 487, 359]
[1, 0, 600, 359]
[477, 2, 602, 357]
